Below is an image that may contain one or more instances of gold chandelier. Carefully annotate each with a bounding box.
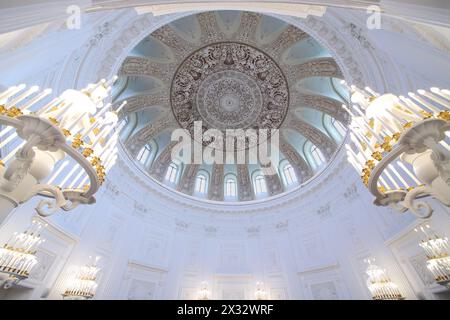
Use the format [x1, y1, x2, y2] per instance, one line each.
[343, 83, 450, 218]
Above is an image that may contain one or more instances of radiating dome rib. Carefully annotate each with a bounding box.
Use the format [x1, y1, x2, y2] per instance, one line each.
[279, 135, 314, 183]
[208, 163, 225, 201]
[284, 57, 343, 84]
[149, 141, 180, 182]
[152, 24, 199, 59]
[198, 11, 227, 44]
[120, 56, 175, 86]
[115, 91, 170, 115]
[237, 164, 254, 201]
[284, 117, 338, 160]
[292, 93, 349, 125]
[261, 24, 309, 59]
[232, 11, 259, 44]
[177, 163, 201, 195]
[126, 112, 177, 157]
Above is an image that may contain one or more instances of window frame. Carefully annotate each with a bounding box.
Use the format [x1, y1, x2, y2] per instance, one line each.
[165, 162, 179, 184]
[254, 174, 267, 195]
[195, 173, 208, 194]
[282, 163, 297, 186]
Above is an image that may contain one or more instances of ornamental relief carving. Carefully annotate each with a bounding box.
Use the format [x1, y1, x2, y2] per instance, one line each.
[284, 57, 343, 84]
[120, 56, 174, 86]
[261, 24, 309, 59]
[170, 41, 289, 150]
[149, 141, 179, 181]
[151, 24, 199, 60]
[110, 152, 353, 216]
[115, 91, 170, 115]
[237, 164, 254, 201]
[177, 163, 200, 195]
[263, 166, 284, 196]
[126, 112, 177, 156]
[279, 135, 314, 182]
[284, 118, 338, 160]
[208, 163, 224, 201]
[198, 11, 227, 44]
[292, 94, 350, 125]
[233, 12, 259, 44]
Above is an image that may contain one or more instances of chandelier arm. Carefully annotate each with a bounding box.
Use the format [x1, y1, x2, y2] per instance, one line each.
[401, 185, 434, 219]
[58, 143, 100, 198]
[0, 116, 23, 129]
[387, 199, 408, 213]
[2, 135, 40, 192]
[22, 184, 68, 217]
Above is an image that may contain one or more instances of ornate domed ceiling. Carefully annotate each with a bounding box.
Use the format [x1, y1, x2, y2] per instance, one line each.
[113, 11, 350, 203]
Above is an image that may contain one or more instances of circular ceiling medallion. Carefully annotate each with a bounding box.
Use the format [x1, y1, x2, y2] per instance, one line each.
[197, 70, 263, 130]
[171, 42, 289, 149]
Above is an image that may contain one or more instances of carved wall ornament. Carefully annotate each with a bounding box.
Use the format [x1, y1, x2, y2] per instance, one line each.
[317, 203, 332, 220]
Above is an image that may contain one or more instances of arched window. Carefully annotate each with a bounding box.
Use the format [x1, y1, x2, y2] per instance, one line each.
[282, 163, 297, 185]
[323, 114, 347, 143]
[165, 162, 179, 183]
[311, 145, 325, 167]
[332, 118, 347, 137]
[120, 113, 138, 141]
[136, 144, 152, 165]
[254, 175, 267, 194]
[195, 174, 208, 194]
[224, 176, 237, 198]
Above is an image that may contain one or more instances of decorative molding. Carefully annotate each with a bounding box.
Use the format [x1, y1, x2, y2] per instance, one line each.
[208, 163, 224, 201]
[292, 94, 350, 125]
[285, 117, 338, 160]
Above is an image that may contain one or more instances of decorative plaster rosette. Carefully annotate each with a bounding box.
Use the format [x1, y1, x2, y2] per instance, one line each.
[170, 42, 289, 150]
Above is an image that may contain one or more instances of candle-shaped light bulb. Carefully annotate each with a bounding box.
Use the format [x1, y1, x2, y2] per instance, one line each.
[20, 88, 53, 111]
[115, 100, 127, 114]
[6, 85, 40, 107]
[105, 75, 118, 88]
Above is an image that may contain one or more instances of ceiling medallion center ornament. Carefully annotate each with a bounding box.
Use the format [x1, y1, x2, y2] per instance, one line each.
[171, 42, 289, 149]
[197, 70, 263, 129]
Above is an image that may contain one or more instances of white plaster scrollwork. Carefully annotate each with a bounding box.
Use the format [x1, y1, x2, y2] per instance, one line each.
[0, 115, 100, 219]
[371, 119, 450, 219]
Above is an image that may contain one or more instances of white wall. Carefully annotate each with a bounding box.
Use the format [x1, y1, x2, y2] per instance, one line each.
[2, 148, 450, 300]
